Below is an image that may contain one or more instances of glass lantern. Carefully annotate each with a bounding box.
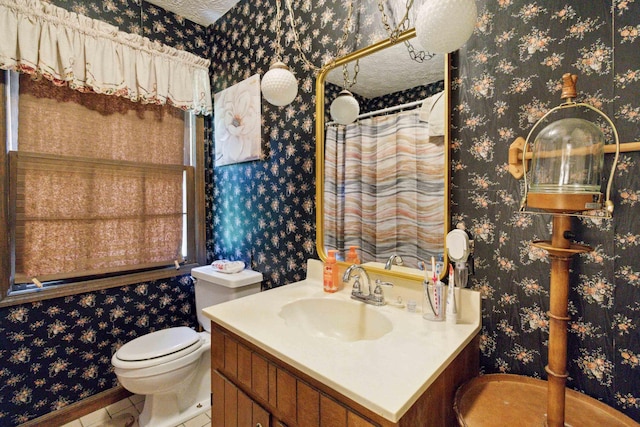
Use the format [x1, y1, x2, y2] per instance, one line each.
[527, 117, 605, 213]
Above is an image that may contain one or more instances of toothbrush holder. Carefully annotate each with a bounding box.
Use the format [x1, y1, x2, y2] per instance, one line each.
[422, 281, 446, 321]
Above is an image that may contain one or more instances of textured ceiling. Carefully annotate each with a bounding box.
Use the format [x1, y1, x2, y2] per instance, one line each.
[325, 0, 444, 98]
[147, 0, 444, 98]
[325, 42, 444, 99]
[146, 0, 239, 26]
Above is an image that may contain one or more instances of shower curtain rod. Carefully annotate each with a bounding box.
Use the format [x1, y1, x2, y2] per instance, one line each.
[325, 99, 424, 126]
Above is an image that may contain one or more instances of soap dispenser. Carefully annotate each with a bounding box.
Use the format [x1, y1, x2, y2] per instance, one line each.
[346, 246, 360, 264]
[323, 250, 339, 293]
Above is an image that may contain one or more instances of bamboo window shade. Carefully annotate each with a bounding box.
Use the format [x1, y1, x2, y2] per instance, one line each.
[13, 75, 187, 284]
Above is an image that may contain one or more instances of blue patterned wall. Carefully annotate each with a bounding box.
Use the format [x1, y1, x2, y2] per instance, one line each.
[0, 2, 206, 425]
[451, 0, 640, 420]
[0, 276, 197, 425]
[207, 0, 445, 289]
[211, 0, 640, 421]
[1, 0, 639, 425]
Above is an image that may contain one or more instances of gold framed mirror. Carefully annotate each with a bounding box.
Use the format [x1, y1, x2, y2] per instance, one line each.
[315, 28, 451, 281]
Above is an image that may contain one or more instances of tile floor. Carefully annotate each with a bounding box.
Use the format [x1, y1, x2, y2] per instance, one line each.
[61, 394, 212, 427]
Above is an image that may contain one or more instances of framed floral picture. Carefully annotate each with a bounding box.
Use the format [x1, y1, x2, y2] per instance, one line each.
[214, 74, 261, 166]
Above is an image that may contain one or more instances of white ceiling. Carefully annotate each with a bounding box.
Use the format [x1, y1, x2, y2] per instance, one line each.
[146, 0, 239, 26]
[325, 42, 444, 99]
[146, 0, 445, 98]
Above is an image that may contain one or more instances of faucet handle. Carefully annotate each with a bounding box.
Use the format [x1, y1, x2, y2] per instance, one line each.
[351, 277, 362, 296]
[375, 279, 394, 287]
[373, 279, 393, 304]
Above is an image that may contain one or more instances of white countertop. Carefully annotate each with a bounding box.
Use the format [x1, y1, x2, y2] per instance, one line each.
[202, 259, 481, 422]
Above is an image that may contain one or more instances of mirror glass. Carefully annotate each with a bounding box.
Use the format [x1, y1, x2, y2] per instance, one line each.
[315, 29, 450, 279]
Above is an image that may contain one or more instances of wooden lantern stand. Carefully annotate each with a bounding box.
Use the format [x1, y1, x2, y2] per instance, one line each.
[453, 210, 638, 427]
[454, 74, 639, 427]
[532, 214, 591, 427]
[528, 190, 596, 425]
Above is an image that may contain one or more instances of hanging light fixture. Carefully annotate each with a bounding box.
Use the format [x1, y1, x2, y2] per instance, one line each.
[280, 0, 363, 123]
[261, 0, 298, 106]
[262, 61, 298, 106]
[329, 61, 360, 125]
[415, 0, 477, 54]
[376, 0, 436, 63]
[330, 89, 360, 125]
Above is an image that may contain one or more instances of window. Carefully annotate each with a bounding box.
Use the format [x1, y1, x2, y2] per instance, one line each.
[0, 71, 206, 305]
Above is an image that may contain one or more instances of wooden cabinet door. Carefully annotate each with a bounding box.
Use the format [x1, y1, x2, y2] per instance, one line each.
[320, 395, 347, 427]
[253, 401, 270, 427]
[211, 324, 384, 427]
[212, 369, 226, 426]
[212, 370, 271, 427]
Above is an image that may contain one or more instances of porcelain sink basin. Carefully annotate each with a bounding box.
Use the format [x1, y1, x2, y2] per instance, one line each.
[278, 297, 393, 342]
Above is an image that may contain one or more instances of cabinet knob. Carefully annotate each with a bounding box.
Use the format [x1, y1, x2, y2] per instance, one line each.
[256, 424, 262, 427]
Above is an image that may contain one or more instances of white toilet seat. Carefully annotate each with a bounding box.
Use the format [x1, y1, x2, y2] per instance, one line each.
[112, 327, 202, 370]
[110, 266, 262, 427]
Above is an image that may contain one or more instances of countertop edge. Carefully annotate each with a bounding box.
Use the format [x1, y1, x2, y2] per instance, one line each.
[203, 280, 481, 422]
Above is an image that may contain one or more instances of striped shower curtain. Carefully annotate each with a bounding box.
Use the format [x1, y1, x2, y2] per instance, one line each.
[324, 109, 444, 268]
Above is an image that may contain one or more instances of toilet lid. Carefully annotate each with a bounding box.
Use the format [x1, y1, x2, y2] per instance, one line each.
[116, 326, 200, 362]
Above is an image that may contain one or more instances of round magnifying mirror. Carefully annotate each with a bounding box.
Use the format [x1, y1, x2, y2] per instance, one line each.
[446, 229, 471, 262]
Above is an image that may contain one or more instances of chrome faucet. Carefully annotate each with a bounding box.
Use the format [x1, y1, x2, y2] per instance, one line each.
[384, 254, 404, 270]
[343, 264, 371, 293]
[343, 265, 392, 306]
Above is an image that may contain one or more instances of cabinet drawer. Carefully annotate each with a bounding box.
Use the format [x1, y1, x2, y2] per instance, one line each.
[212, 370, 271, 427]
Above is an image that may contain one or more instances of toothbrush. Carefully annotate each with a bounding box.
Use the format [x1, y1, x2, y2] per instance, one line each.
[421, 261, 437, 318]
[446, 263, 458, 324]
[431, 257, 439, 318]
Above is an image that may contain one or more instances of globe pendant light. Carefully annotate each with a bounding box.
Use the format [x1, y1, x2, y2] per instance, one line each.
[260, 0, 298, 107]
[415, 0, 477, 54]
[330, 89, 360, 125]
[261, 61, 298, 106]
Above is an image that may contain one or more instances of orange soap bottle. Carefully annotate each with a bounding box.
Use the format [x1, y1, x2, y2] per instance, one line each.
[323, 250, 339, 293]
[346, 246, 360, 264]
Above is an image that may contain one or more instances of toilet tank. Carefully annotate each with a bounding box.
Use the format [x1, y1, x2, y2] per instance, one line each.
[190, 266, 263, 332]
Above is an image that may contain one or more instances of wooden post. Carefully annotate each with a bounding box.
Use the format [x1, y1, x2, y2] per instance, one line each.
[533, 215, 591, 427]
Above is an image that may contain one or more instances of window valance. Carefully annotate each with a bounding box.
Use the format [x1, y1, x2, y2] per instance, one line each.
[0, 0, 212, 115]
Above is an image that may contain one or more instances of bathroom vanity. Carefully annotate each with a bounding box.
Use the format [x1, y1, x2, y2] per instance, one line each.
[203, 260, 481, 426]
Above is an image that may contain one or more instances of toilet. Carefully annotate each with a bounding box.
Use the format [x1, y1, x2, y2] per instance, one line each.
[111, 266, 263, 427]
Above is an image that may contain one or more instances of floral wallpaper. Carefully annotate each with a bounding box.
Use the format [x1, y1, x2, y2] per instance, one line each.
[0, 276, 197, 425]
[1, 0, 639, 425]
[451, 0, 640, 421]
[208, 0, 371, 288]
[0, 2, 206, 425]
[207, 0, 445, 290]
[210, 0, 640, 421]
